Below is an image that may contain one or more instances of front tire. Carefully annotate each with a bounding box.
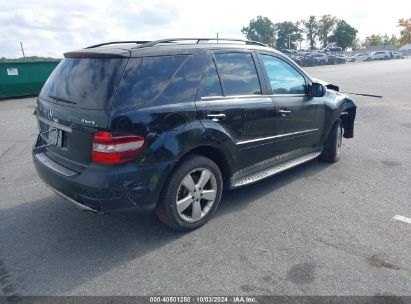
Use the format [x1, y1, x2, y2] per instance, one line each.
[319, 119, 343, 163]
[155, 155, 223, 231]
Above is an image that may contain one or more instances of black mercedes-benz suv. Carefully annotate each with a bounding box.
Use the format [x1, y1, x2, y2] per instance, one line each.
[32, 38, 356, 230]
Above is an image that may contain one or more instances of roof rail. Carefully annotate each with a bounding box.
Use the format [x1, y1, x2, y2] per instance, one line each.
[85, 41, 151, 49]
[85, 38, 270, 50]
[131, 38, 269, 49]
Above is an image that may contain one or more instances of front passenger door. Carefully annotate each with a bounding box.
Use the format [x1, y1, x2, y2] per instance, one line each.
[258, 54, 325, 156]
[196, 52, 277, 172]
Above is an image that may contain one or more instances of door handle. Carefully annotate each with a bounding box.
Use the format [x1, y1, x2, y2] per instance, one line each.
[278, 109, 292, 116]
[206, 113, 226, 121]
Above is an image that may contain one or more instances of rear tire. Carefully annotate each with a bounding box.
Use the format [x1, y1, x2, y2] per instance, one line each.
[319, 119, 343, 163]
[155, 155, 223, 231]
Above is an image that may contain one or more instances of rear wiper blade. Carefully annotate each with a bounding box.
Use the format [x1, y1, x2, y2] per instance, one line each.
[48, 95, 77, 104]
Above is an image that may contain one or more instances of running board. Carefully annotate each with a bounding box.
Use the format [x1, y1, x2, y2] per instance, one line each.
[233, 152, 321, 188]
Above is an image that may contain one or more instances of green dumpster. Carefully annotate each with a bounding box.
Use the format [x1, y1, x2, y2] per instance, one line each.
[0, 61, 60, 99]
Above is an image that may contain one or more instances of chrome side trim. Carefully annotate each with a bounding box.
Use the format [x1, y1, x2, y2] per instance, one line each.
[233, 151, 321, 188]
[38, 116, 72, 133]
[237, 129, 319, 145]
[35, 152, 78, 177]
[201, 95, 265, 101]
[201, 94, 306, 101]
[268, 94, 306, 97]
[48, 186, 98, 213]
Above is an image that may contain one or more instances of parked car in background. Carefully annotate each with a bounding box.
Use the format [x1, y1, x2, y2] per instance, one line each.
[279, 50, 303, 66]
[32, 38, 357, 230]
[279, 49, 295, 55]
[324, 47, 343, 52]
[327, 54, 347, 64]
[390, 51, 404, 59]
[370, 51, 390, 60]
[289, 54, 303, 66]
[349, 53, 371, 62]
[302, 53, 328, 66]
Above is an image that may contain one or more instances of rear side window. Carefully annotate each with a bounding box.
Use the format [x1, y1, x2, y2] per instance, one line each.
[115, 55, 187, 107]
[40, 58, 127, 109]
[214, 53, 261, 96]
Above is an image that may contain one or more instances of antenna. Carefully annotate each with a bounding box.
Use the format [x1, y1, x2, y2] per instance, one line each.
[20, 41, 26, 59]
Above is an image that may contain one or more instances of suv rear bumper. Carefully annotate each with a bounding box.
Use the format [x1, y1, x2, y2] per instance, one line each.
[32, 148, 171, 215]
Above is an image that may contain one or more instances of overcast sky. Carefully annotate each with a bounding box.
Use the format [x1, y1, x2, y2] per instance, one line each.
[1, 0, 410, 58]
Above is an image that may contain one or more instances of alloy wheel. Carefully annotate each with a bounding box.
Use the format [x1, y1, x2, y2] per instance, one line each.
[176, 168, 217, 223]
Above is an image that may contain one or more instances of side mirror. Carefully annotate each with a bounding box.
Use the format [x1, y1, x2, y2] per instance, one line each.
[311, 82, 326, 97]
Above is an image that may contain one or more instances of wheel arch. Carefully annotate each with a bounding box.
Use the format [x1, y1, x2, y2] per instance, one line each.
[322, 97, 357, 143]
[340, 98, 357, 138]
[176, 144, 235, 188]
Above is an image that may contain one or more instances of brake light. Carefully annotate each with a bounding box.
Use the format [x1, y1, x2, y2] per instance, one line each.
[92, 131, 145, 165]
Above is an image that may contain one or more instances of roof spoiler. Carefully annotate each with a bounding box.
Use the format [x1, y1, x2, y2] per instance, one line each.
[64, 49, 131, 58]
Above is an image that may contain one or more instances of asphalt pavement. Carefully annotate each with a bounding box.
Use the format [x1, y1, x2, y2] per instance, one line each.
[0, 59, 410, 296]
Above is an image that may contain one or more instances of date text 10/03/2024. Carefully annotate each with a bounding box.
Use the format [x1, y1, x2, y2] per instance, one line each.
[149, 296, 257, 303]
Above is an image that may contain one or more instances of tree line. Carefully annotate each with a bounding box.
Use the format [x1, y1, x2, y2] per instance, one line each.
[242, 15, 411, 51]
[0, 56, 61, 62]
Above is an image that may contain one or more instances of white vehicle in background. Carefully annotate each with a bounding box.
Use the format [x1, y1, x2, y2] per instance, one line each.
[349, 52, 371, 62]
[370, 51, 390, 60]
[389, 51, 404, 59]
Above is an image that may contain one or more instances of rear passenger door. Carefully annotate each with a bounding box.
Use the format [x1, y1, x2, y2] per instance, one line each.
[195, 51, 277, 171]
[257, 53, 325, 155]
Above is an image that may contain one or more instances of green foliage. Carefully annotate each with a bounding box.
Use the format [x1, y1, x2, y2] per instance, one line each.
[241, 16, 276, 47]
[388, 35, 399, 47]
[352, 38, 362, 50]
[398, 18, 411, 46]
[329, 20, 358, 50]
[275, 21, 303, 50]
[318, 15, 337, 48]
[365, 34, 384, 46]
[303, 16, 318, 50]
[0, 56, 61, 63]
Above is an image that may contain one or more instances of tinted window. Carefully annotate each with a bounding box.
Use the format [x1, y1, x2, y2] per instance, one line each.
[214, 53, 261, 96]
[40, 58, 127, 109]
[259, 54, 306, 94]
[115, 55, 187, 107]
[201, 60, 223, 97]
[158, 52, 206, 104]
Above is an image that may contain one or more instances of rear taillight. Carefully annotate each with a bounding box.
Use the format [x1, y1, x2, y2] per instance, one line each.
[92, 131, 145, 165]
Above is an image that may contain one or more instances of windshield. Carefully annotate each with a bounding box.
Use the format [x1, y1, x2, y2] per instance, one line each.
[39, 58, 127, 109]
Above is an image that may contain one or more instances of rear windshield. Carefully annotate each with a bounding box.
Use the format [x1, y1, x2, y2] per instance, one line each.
[39, 58, 127, 109]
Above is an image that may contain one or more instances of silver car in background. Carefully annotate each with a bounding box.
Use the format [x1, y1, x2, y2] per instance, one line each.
[370, 51, 390, 60]
[349, 52, 371, 62]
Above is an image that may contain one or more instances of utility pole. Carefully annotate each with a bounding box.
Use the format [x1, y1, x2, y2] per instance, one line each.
[217, 32, 219, 43]
[20, 41, 26, 59]
[288, 35, 291, 50]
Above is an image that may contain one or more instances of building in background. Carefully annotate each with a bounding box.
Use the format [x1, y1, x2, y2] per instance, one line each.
[399, 43, 411, 55]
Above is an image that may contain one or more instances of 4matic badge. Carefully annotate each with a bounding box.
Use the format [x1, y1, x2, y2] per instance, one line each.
[81, 118, 96, 125]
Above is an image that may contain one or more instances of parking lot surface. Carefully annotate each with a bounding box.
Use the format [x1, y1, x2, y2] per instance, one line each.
[0, 59, 410, 296]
